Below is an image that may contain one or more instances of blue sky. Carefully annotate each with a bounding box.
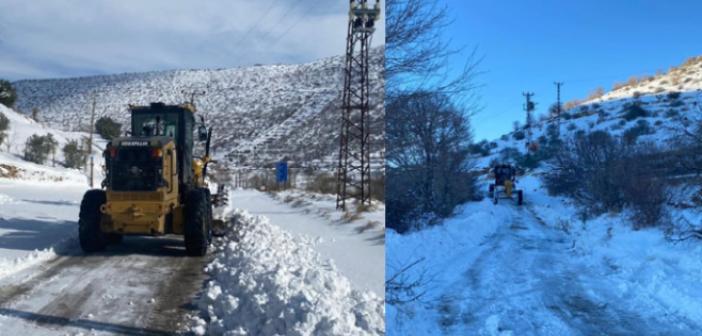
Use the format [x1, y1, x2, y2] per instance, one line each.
[0, 0, 384, 80]
[445, 0, 702, 140]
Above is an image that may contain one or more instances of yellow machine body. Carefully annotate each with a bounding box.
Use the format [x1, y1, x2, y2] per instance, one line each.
[504, 180, 513, 198]
[100, 141, 186, 235]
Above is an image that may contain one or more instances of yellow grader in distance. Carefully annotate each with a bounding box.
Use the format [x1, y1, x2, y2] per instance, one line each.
[488, 163, 523, 206]
[78, 102, 224, 256]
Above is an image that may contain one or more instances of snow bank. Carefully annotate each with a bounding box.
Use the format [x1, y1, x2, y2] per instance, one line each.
[0, 242, 67, 279]
[190, 209, 384, 335]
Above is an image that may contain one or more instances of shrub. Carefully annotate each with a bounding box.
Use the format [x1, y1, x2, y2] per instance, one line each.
[545, 131, 668, 226]
[622, 103, 649, 121]
[0, 80, 17, 107]
[24, 133, 57, 164]
[667, 91, 681, 100]
[587, 87, 606, 100]
[567, 123, 577, 131]
[95, 117, 122, 140]
[513, 130, 526, 140]
[63, 140, 85, 168]
[468, 140, 491, 157]
[623, 120, 652, 144]
[305, 172, 336, 194]
[665, 109, 679, 118]
[669, 100, 684, 108]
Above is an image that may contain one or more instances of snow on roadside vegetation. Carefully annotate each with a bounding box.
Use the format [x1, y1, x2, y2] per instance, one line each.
[520, 175, 702, 325]
[0, 104, 104, 183]
[269, 189, 385, 232]
[190, 208, 384, 335]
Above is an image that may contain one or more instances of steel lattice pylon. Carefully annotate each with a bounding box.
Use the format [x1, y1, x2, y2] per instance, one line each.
[336, 0, 380, 210]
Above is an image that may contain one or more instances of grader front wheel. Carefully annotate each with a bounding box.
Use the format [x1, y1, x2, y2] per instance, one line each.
[78, 189, 107, 253]
[184, 189, 211, 256]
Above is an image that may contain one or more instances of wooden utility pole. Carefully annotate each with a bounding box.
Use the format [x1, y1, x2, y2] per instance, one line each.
[523, 92, 535, 146]
[86, 92, 97, 187]
[554, 82, 564, 138]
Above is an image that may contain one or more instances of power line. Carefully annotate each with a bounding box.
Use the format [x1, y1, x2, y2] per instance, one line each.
[232, 0, 278, 47]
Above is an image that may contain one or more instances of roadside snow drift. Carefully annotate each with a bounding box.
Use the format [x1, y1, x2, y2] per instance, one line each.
[191, 209, 384, 335]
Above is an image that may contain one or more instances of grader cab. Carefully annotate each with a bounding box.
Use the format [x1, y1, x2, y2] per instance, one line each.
[78, 102, 224, 256]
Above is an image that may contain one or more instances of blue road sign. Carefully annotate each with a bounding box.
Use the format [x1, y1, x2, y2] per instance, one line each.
[276, 161, 288, 183]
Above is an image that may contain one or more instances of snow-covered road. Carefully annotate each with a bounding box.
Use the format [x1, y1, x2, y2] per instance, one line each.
[388, 176, 702, 335]
[0, 182, 386, 335]
[439, 205, 699, 335]
[0, 180, 209, 335]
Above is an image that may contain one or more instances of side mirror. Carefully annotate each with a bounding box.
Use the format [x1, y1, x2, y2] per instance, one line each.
[197, 125, 208, 141]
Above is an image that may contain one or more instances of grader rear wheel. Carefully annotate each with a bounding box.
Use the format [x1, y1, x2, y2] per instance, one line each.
[517, 190, 523, 206]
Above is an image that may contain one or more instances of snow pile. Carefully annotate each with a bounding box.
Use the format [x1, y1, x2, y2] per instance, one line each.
[0, 244, 62, 279]
[191, 209, 384, 335]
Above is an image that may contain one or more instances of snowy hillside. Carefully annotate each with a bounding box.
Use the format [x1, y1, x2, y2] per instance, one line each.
[476, 55, 702, 168]
[0, 104, 102, 183]
[12, 48, 385, 169]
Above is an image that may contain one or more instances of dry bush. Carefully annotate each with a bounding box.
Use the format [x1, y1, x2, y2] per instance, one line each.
[545, 131, 669, 226]
[305, 172, 337, 195]
[587, 87, 606, 101]
[370, 174, 385, 202]
[612, 81, 628, 91]
[563, 100, 582, 111]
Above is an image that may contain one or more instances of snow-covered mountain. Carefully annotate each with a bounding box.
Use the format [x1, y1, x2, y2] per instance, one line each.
[12, 48, 385, 169]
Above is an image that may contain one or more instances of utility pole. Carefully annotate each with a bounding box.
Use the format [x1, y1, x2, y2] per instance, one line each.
[523, 92, 535, 148]
[554, 82, 563, 138]
[86, 91, 97, 187]
[336, 0, 380, 210]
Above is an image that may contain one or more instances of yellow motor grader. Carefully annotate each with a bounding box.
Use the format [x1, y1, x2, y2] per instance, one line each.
[488, 164, 523, 206]
[78, 102, 224, 256]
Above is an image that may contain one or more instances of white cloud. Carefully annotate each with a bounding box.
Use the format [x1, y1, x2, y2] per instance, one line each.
[0, 0, 385, 80]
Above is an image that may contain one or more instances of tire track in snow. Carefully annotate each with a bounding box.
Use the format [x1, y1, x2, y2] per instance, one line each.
[0, 237, 208, 335]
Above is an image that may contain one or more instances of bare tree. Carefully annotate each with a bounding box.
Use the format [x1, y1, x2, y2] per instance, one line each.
[387, 91, 476, 231]
[385, 0, 481, 100]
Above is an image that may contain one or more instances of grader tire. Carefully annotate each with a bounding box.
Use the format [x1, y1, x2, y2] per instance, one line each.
[517, 190, 524, 206]
[204, 189, 214, 244]
[184, 189, 211, 256]
[79, 189, 107, 253]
